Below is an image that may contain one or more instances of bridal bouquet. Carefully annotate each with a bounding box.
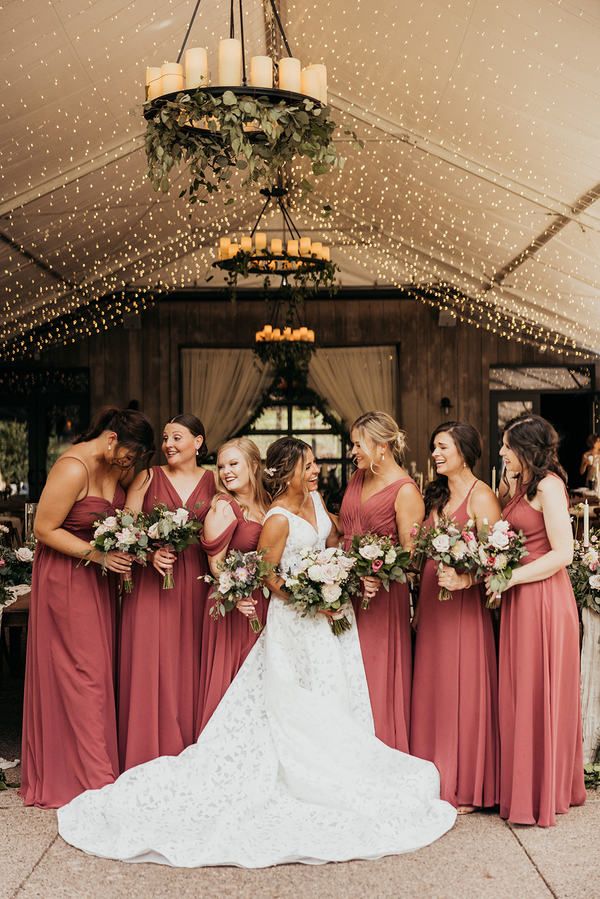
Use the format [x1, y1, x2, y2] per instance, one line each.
[476, 518, 528, 608]
[412, 516, 480, 601]
[89, 510, 149, 593]
[204, 549, 271, 634]
[280, 546, 358, 636]
[350, 533, 411, 609]
[0, 538, 35, 607]
[147, 504, 202, 589]
[568, 533, 600, 614]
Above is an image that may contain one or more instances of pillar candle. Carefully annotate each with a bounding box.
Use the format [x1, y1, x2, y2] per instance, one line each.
[255, 331, 263, 342]
[311, 241, 323, 258]
[271, 238, 283, 254]
[272, 328, 281, 340]
[160, 62, 184, 95]
[278, 57, 302, 92]
[228, 243, 240, 258]
[219, 237, 231, 260]
[287, 239, 299, 256]
[250, 56, 273, 88]
[254, 232, 267, 253]
[309, 63, 327, 104]
[299, 237, 311, 255]
[218, 38, 242, 85]
[299, 326, 308, 338]
[301, 66, 321, 100]
[283, 327, 292, 339]
[584, 500, 590, 547]
[240, 236, 252, 253]
[184, 47, 208, 89]
[307, 330, 315, 342]
[491, 466, 497, 494]
[321, 246, 331, 261]
[145, 66, 162, 100]
[263, 324, 273, 335]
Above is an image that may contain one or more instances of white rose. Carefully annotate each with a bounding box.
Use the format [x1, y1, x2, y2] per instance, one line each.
[147, 523, 161, 540]
[489, 530, 510, 550]
[94, 523, 108, 537]
[432, 534, 451, 553]
[478, 545, 490, 566]
[493, 553, 508, 571]
[173, 508, 189, 526]
[321, 583, 342, 604]
[384, 549, 397, 565]
[115, 529, 137, 547]
[103, 516, 118, 529]
[589, 574, 600, 589]
[317, 547, 337, 564]
[493, 520, 510, 533]
[307, 564, 327, 583]
[339, 555, 356, 571]
[450, 540, 467, 561]
[218, 571, 234, 592]
[15, 547, 34, 563]
[0, 524, 9, 534]
[583, 549, 599, 566]
[358, 543, 384, 560]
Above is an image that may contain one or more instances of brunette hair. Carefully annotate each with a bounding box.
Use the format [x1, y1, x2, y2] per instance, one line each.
[215, 437, 270, 515]
[263, 437, 312, 500]
[502, 413, 567, 500]
[166, 413, 208, 465]
[351, 411, 407, 470]
[74, 406, 155, 469]
[424, 421, 482, 515]
[586, 433, 600, 449]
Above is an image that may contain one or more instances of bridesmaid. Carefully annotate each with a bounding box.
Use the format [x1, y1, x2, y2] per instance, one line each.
[197, 437, 270, 733]
[118, 414, 215, 771]
[20, 407, 155, 808]
[339, 410, 424, 751]
[410, 422, 500, 812]
[489, 413, 586, 826]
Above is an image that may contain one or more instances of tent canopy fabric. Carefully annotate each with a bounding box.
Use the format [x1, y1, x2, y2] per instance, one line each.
[1, 0, 600, 351]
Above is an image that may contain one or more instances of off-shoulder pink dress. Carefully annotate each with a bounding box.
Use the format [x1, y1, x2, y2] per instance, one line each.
[197, 498, 268, 734]
[410, 482, 499, 808]
[20, 482, 125, 808]
[499, 483, 586, 826]
[118, 467, 215, 771]
[339, 469, 414, 751]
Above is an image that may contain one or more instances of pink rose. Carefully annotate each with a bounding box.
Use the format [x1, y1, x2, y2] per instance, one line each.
[0, 558, 5, 568]
[463, 531, 475, 542]
[372, 559, 383, 572]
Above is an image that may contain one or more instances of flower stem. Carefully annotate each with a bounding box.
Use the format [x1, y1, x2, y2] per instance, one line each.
[250, 616, 263, 634]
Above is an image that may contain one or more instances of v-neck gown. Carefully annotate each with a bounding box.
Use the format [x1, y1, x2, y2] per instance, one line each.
[339, 470, 414, 751]
[20, 485, 125, 809]
[410, 484, 499, 808]
[197, 498, 268, 734]
[118, 466, 215, 771]
[498, 483, 586, 826]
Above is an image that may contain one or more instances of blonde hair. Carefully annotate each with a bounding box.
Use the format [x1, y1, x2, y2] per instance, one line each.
[215, 437, 270, 516]
[351, 411, 406, 472]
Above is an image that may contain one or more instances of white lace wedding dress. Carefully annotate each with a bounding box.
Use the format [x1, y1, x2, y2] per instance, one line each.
[58, 492, 456, 867]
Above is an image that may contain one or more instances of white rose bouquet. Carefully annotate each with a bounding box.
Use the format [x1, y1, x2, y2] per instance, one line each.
[568, 532, 600, 614]
[350, 533, 411, 609]
[90, 510, 149, 593]
[280, 546, 359, 636]
[147, 503, 203, 589]
[476, 519, 528, 608]
[204, 549, 271, 634]
[412, 516, 480, 601]
[0, 539, 35, 607]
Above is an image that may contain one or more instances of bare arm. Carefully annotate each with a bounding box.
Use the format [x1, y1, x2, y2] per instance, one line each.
[438, 482, 501, 592]
[203, 500, 236, 576]
[124, 469, 153, 514]
[509, 476, 573, 586]
[257, 513, 290, 598]
[395, 483, 425, 551]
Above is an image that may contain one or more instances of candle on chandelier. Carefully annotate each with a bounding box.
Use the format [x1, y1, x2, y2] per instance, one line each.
[584, 500, 590, 547]
[309, 63, 327, 104]
[263, 324, 273, 334]
[287, 239, 299, 256]
[311, 241, 323, 258]
[271, 238, 283, 255]
[145, 66, 162, 100]
[218, 38, 242, 85]
[160, 63, 184, 95]
[228, 243, 240, 258]
[299, 326, 308, 338]
[306, 330, 315, 342]
[255, 331, 263, 342]
[184, 48, 208, 89]
[321, 246, 331, 262]
[240, 236, 252, 253]
[299, 237, 311, 255]
[278, 57, 302, 92]
[254, 232, 267, 253]
[272, 328, 281, 340]
[219, 237, 231, 260]
[301, 66, 321, 100]
[250, 56, 273, 88]
[292, 329, 301, 340]
[283, 327, 292, 339]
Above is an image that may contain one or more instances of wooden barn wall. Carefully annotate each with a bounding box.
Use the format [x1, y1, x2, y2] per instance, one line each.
[40, 297, 584, 476]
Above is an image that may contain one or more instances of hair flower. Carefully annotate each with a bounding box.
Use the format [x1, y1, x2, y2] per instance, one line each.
[264, 467, 277, 476]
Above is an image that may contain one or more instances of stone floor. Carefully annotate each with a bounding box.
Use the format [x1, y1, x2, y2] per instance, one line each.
[2, 664, 599, 898]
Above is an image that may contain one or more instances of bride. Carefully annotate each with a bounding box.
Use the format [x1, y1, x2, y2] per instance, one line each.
[58, 437, 456, 868]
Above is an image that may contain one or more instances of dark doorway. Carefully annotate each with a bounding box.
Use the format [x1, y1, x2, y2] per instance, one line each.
[540, 392, 592, 488]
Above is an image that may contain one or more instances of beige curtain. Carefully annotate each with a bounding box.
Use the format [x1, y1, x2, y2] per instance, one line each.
[181, 349, 272, 451]
[308, 346, 398, 429]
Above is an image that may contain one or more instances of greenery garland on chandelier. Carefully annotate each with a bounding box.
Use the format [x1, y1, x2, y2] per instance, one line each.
[144, 90, 343, 204]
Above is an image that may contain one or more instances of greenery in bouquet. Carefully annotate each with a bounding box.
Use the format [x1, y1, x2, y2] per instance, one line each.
[204, 548, 271, 634]
[147, 503, 203, 589]
[475, 518, 528, 608]
[411, 516, 480, 601]
[568, 533, 600, 614]
[350, 533, 411, 609]
[280, 545, 359, 636]
[89, 509, 149, 593]
[0, 528, 35, 607]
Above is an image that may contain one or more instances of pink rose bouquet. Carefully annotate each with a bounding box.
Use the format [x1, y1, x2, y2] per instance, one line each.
[204, 548, 271, 634]
[350, 533, 411, 609]
[476, 518, 528, 608]
[412, 516, 480, 601]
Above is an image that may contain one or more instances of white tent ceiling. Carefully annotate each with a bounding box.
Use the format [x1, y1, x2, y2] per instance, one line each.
[1, 0, 600, 352]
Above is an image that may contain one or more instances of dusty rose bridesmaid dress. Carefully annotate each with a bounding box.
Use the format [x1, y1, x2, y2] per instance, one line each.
[340, 469, 414, 751]
[20, 482, 125, 809]
[197, 497, 268, 734]
[410, 482, 499, 808]
[499, 481, 586, 826]
[118, 466, 215, 771]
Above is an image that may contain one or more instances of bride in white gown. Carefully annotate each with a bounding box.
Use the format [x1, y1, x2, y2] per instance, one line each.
[58, 438, 456, 868]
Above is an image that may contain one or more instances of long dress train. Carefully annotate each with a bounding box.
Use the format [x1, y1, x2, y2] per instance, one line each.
[57, 491, 456, 867]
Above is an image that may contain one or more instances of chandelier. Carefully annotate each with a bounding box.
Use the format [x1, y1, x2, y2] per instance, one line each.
[253, 291, 316, 381]
[142, 1, 341, 204]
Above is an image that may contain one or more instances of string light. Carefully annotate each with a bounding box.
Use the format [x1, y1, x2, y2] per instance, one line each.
[1, 1, 599, 357]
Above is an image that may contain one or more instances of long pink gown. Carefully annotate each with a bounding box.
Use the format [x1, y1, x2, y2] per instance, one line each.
[410, 483, 499, 808]
[197, 498, 268, 734]
[118, 467, 215, 771]
[20, 484, 125, 809]
[339, 470, 414, 751]
[499, 482, 586, 826]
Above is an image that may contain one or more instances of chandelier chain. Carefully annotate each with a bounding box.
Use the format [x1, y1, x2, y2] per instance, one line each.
[176, 0, 204, 64]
